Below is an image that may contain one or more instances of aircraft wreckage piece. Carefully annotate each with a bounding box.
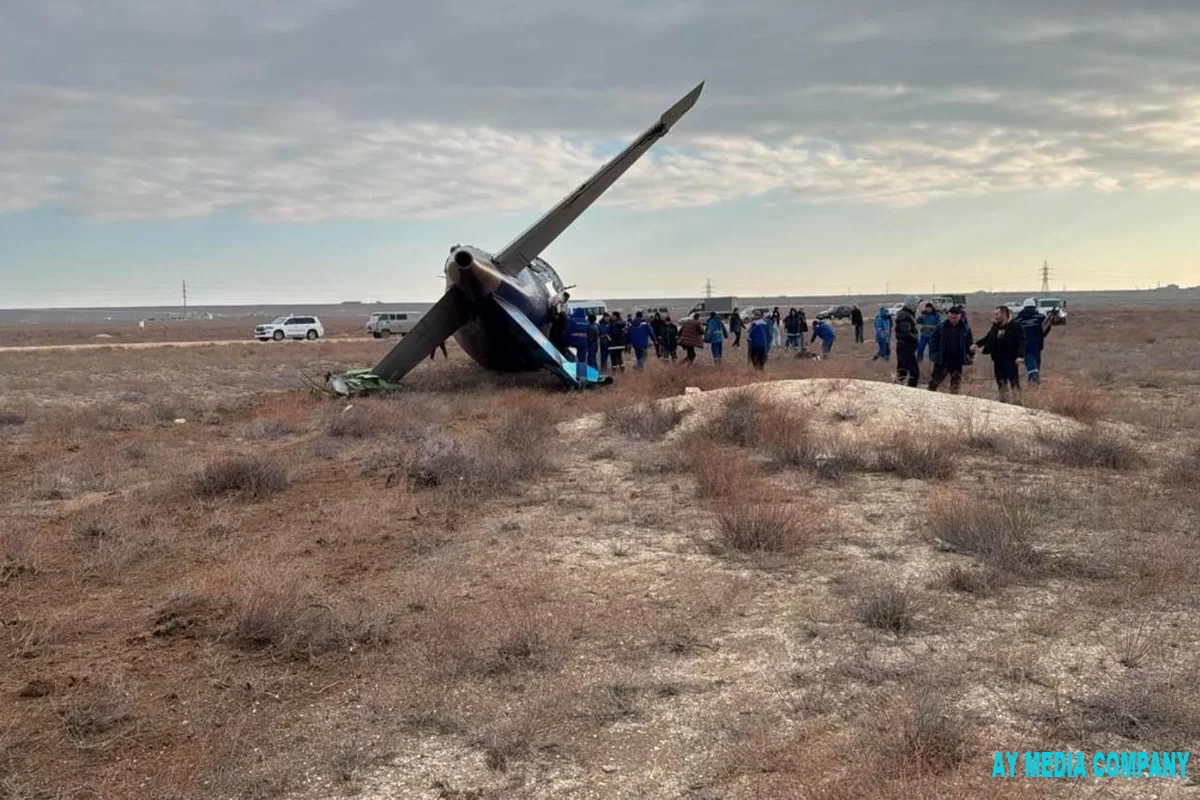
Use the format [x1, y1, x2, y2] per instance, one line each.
[325, 81, 704, 396]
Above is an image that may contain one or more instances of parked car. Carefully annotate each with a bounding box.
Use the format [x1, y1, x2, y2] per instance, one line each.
[885, 303, 905, 318]
[1034, 297, 1067, 324]
[739, 305, 773, 322]
[366, 310, 424, 337]
[254, 315, 323, 341]
[815, 304, 855, 321]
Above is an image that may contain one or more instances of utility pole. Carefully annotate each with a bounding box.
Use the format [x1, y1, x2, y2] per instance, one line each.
[1040, 261, 1051, 294]
[182, 279, 187, 318]
[704, 278, 713, 299]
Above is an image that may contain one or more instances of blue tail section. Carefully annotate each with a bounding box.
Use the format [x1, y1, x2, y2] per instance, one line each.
[492, 295, 612, 387]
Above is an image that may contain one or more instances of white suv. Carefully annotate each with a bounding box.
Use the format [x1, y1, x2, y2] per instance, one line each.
[254, 315, 324, 341]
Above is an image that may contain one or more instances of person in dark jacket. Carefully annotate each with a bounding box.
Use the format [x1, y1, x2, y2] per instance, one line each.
[679, 314, 705, 364]
[586, 314, 599, 370]
[607, 312, 627, 371]
[850, 306, 864, 344]
[771, 307, 782, 347]
[797, 309, 809, 350]
[660, 315, 679, 360]
[916, 303, 940, 363]
[548, 306, 571, 359]
[927, 306, 972, 393]
[650, 313, 666, 358]
[976, 305, 1026, 404]
[747, 311, 771, 369]
[628, 312, 653, 370]
[729, 309, 744, 348]
[894, 296, 920, 386]
[1016, 299, 1048, 384]
[598, 313, 611, 373]
[785, 309, 803, 349]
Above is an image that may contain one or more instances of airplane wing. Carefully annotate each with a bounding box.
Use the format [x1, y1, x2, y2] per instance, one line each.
[492, 82, 704, 277]
[370, 286, 472, 382]
[492, 295, 611, 387]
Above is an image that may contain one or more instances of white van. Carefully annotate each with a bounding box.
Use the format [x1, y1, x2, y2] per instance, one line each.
[566, 299, 607, 319]
[366, 310, 424, 337]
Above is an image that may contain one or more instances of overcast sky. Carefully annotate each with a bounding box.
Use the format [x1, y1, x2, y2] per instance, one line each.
[2, 0, 1198, 306]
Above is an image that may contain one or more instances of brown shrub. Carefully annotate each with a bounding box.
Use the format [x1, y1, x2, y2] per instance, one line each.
[326, 409, 377, 438]
[928, 489, 1043, 578]
[938, 564, 998, 596]
[875, 431, 958, 480]
[1038, 427, 1143, 470]
[226, 580, 389, 662]
[706, 388, 771, 447]
[194, 456, 289, 499]
[855, 584, 916, 635]
[1164, 442, 1200, 488]
[1076, 674, 1200, 745]
[714, 503, 811, 554]
[1029, 383, 1108, 424]
[605, 401, 685, 441]
[894, 691, 973, 773]
[680, 439, 747, 500]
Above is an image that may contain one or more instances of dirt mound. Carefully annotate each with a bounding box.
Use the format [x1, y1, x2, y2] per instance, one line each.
[565, 378, 1087, 446]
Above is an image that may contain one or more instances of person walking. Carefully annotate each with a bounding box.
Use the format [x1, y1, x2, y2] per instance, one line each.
[660, 315, 679, 361]
[771, 307, 782, 347]
[607, 311, 627, 372]
[650, 313, 666, 359]
[872, 306, 892, 361]
[927, 306, 972, 394]
[628, 311, 653, 370]
[747, 310, 771, 369]
[598, 312, 611, 373]
[586, 313, 600, 370]
[729, 309, 744, 348]
[797, 309, 809, 351]
[976, 305, 1026, 404]
[916, 302, 941, 363]
[705, 311, 727, 363]
[810, 318, 836, 356]
[851, 305, 864, 344]
[894, 296, 920, 387]
[679, 313, 705, 364]
[1016, 299, 1048, 384]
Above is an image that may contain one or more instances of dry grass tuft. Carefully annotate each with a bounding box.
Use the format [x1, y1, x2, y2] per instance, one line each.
[714, 502, 812, 554]
[895, 691, 974, 773]
[1038, 427, 1143, 470]
[938, 564, 997, 597]
[0, 410, 25, 426]
[1029, 382, 1108, 424]
[194, 456, 289, 499]
[605, 401, 685, 441]
[856, 584, 916, 635]
[928, 489, 1043, 578]
[226, 580, 389, 661]
[326, 409, 377, 438]
[56, 674, 135, 745]
[706, 388, 772, 447]
[1075, 675, 1200, 745]
[875, 431, 959, 480]
[1164, 441, 1200, 488]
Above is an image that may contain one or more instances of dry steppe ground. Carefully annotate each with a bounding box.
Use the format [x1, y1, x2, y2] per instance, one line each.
[2, 309, 1199, 799]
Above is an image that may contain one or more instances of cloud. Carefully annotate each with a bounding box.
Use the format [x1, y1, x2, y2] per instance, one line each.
[1, 0, 1199, 221]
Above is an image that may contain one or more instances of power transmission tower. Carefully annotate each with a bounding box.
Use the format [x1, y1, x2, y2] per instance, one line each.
[1040, 261, 1051, 294]
[182, 279, 187, 318]
[704, 278, 713, 299]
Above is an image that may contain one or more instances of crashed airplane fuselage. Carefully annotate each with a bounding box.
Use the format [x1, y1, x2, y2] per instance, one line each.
[329, 82, 705, 395]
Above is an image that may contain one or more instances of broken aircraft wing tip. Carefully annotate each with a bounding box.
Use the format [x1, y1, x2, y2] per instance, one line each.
[661, 81, 705, 129]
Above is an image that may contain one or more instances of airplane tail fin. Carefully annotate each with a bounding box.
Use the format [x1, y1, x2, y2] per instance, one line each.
[491, 82, 704, 276]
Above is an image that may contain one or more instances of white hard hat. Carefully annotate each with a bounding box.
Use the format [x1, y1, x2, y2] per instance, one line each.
[1023, 298, 1037, 308]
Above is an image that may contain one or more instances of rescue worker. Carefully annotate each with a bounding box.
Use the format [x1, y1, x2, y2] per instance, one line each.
[927, 305, 972, 394]
[851, 305, 865, 344]
[565, 308, 590, 385]
[747, 310, 771, 369]
[976, 305, 1026, 404]
[894, 296, 920, 387]
[660, 315, 679, 360]
[705, 311, 727, 363]
[916, 302, 941, 363]
[607, 311, 627, 371]
[628, 311, 654, 370]
[650, 313, 666, 358]
[810, 318, 836, 356]
[549, 304, 571, 359]
[873, 306, 892, 361]
[679, 313, 705, 364]
[586, 313, 600, 370]
[729, 308, 744, 348]
[1016, 299, 1048, 384]
[598, 312, 612, 373]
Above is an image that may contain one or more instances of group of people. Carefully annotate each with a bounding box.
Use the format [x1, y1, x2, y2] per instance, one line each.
[888, 297, 1053, 403]
[551, 293, 1054, 402]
